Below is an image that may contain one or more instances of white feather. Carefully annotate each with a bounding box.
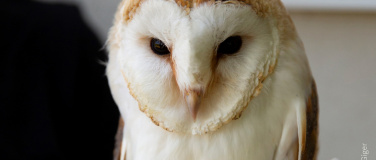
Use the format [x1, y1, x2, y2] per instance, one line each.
[107, 0, 313, 159]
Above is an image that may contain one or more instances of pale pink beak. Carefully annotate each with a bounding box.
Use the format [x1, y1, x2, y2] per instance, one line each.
[185, 90, 202, 122]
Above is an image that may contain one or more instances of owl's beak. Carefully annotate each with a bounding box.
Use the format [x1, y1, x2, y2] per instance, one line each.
[185, 90, 202, 122]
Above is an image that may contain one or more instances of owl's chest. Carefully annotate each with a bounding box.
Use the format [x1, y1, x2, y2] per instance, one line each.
[123, 100, 291, 160]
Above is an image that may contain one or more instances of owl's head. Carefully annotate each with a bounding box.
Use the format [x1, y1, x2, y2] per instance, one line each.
[108, 0, 296, 134]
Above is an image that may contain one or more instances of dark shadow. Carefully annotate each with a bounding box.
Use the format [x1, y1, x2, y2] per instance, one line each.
[0, 0, 120, 159]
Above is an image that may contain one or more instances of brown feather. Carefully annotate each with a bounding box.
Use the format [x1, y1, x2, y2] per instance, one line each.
[114, 0, 296, 39]
[301, 80, 319, 160]
[113, 118, 125, 160]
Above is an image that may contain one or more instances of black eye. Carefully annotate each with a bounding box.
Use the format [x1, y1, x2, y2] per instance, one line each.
[217, 36, 242, 55]
[150, 38, 170, 55]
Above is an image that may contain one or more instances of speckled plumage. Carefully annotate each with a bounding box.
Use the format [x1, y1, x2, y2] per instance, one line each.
[107, 0, 318, 160]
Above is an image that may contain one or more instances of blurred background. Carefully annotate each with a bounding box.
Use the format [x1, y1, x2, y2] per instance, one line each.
[2, 0, 375, 159]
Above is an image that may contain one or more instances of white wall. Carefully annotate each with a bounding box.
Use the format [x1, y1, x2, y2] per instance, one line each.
[283, 0, 376, 11]
[290, 12, 376, 160]
[37, 0, 376, 159]
[36, 0, 120, 40]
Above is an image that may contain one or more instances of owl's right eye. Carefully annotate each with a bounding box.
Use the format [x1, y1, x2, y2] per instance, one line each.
[150, 38, 170, 55]
[217, 36, 242, 55]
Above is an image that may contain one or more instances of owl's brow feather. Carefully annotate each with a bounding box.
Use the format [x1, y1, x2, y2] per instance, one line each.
[120, 0, 288, 23]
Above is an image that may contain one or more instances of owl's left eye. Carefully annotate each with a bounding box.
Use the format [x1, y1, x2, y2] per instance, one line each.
[150, 38, 170, 55]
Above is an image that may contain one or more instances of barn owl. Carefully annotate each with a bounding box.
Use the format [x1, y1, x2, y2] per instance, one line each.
[106, 0, 318, 160]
